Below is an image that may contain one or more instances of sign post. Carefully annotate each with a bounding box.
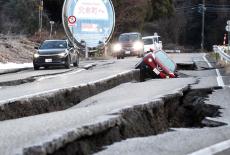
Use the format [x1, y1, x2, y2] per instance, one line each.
[226, 21, 230, 52]
[49, 21, 55, 39]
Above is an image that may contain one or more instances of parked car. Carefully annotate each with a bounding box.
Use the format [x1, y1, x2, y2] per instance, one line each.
[135, 49, 177, 81]
[112, 32, 144, 59]
[142, 33, 162, 53]
[33, 40, 79, 70]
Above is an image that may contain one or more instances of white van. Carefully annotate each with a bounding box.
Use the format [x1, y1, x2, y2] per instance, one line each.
[142, 33, 162, 53]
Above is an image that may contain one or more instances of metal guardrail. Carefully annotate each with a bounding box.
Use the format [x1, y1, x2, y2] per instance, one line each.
[213, 45, 230, 62]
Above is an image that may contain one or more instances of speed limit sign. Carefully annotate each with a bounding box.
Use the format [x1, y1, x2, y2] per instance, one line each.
[68, 16, 76, 26]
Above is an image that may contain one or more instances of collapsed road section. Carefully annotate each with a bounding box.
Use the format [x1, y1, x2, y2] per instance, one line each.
[0, 69, 139, 121]
[0, 77, 226, 155]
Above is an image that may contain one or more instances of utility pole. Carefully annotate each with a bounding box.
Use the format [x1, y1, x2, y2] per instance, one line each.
[201, 0, 205, 51]
[38, 0, 43, 37]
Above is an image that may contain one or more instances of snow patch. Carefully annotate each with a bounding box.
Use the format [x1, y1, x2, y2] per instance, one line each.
[0, 62, 32, 70]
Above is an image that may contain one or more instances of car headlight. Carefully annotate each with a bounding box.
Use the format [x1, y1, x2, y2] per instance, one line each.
[58, 52, 67, 57]
[133, 41, 143, 51]
[34, 53, 40, 58]
[113, 43, 122, 52]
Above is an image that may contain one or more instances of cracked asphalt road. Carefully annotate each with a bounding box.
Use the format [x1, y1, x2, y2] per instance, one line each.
[0, 58, 135, 103]
[0, 53, 229, 155]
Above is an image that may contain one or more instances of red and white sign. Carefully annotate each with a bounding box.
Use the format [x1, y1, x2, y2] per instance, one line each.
[68, 16, 77, 26]
[74, 0, 108, 20]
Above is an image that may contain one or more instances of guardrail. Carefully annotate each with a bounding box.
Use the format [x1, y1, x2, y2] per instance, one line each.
[213, 45, 230, 63]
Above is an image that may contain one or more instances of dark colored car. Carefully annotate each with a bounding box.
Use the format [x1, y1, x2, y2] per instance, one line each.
[33, 40, 79, 70]
[113, 32, 144, 59]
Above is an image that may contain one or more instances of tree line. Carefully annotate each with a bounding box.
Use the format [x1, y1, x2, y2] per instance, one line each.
[0, 0, 229, 50]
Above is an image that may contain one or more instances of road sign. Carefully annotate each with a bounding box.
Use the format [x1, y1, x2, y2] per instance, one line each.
[68, 16, 77, 27]
[68, 16, 76, 24]
[227, 20, 230, 25]
[62, 0, 115, 48]
[226, 25, 230, 32]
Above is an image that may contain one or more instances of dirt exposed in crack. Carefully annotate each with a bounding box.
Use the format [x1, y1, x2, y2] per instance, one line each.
[29, 87, 226, 155]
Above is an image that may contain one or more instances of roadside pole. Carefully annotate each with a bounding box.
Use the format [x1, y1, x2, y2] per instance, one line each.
[228, 31, 230, 52]
[85, 45, 89, 59]
[201, 0, 205, 52]
[104, 44, 108, 57]
[226, 21, 230, 52]
[38, 0, 43, 38]
[67, 15, 77, 50]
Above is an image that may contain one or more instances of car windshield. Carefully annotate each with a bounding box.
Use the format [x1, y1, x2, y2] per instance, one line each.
[40, 41, 67, 49]
[119, 34, 139, 42]
[143, 39, 153, 45]
[155, 50, 176, 73]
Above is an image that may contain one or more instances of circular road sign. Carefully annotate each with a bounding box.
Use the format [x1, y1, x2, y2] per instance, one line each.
[226, 25, 230, 32]
[62, 0, 115, 48]
[68, 16, 77, 25]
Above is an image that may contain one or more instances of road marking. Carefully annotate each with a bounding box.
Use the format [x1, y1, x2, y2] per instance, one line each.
[37, 69, 85, 81]
[188, 139, 230, 155]
[37, 63, 96, 81]
[203, 54, 225, 87]
[0, 70, 134, 104]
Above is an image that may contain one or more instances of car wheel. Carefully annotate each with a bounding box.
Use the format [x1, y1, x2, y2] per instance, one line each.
[73, 55, 79, 67]
[44, 66, 49, 69]
[34, 65, 40, 70]
[139, 62, 147, 82]
[65, 56, 71, 69]
[73, 61, 78, 67]
[117, 55, 120, 59]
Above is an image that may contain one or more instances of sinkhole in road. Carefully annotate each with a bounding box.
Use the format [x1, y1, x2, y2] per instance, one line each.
[138, 62, 198, 82]
[25, 87, 227, 155]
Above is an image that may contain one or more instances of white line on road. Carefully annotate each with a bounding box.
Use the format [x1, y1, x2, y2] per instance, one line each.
[37, 69, 85, 81]
[37, 63, 96, 81]
[203, 54, 225, 87]
[188, 139, 230, 155]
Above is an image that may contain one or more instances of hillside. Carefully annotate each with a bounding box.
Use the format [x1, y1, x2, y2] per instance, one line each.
[0, 34, 36, 63]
